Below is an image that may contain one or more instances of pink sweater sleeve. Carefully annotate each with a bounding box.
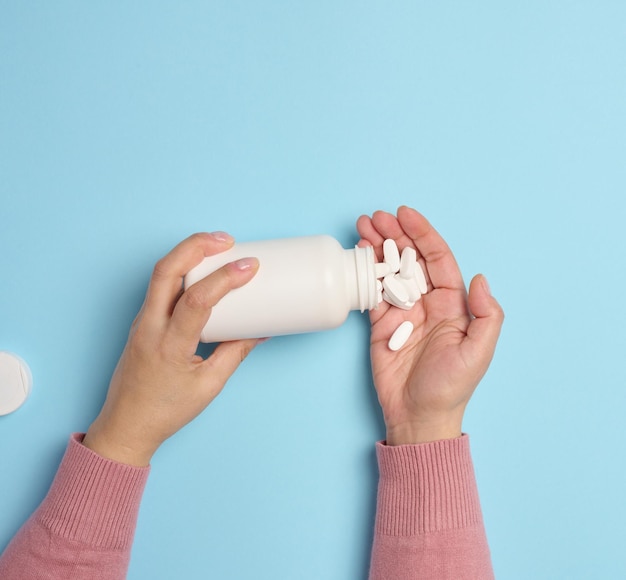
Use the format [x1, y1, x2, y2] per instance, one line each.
[0, 433, 149, 580]
[369, 435, 494, 580]
[1, 433, 490, 579]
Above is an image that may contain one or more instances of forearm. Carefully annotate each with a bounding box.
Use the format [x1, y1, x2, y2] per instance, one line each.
[369, 435, 494, 580]
[0, 434, 149, 580]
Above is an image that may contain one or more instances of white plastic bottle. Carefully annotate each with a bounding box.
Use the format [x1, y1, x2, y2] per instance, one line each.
[183, 235, 378, 342]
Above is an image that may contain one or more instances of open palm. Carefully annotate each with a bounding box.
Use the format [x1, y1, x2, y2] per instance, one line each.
[357, 206, 504, 445]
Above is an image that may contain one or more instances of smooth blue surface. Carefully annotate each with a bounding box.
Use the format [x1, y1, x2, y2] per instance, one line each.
[1, 3, 625, 578]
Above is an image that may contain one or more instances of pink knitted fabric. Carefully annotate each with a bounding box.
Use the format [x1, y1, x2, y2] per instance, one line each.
[0, 434, 149, 580]
[369, 435, 494, 579]
[0, 434, 492, 579]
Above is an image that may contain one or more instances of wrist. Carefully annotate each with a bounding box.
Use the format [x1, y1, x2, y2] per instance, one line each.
[385, 419, 463, 446]
[83, 422, 155, 467]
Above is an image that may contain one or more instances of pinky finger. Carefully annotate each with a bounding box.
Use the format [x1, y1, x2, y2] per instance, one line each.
[357, 215, 385, 246]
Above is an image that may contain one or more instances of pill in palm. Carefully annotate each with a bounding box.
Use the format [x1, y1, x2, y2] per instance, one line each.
[373, 239, 428, 310]
[382, 291, 414, 310]
[403, 274, 421, 302]
[388, 320, 414, 351]
[382, 274, 409, 305]
[414, 262, 428, 294]
[399, 247, 417, 279]
[375, 262, 391, 278]
[383, 239, 400, 273]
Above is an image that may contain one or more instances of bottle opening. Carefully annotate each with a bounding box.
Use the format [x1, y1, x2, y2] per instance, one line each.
[347, 245, 378, 312]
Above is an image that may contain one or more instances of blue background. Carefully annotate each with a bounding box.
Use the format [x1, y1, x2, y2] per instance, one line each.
[1, 2, 625, 578]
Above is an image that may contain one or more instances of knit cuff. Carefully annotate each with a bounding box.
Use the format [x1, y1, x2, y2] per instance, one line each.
[36, 433, 150, 550]
[374, 434, 484, 536]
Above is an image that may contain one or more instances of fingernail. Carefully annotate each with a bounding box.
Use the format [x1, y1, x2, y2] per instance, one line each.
[232, 257, 258, 271]
[209, 231, 234, 243]
[481, 274, 491, 296]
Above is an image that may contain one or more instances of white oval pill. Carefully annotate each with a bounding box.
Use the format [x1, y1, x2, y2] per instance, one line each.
[383, 239, 400, 273]
[383, 274, 409, 304]
[375, 262, 391, 279]
[382, 290, 414, 311]
[399, 247, 417, 279]
[414, 261, 428, 294]
[381, 291, 398, 308]
[381, 290, 402, 307]
[388, 321, 414, 351]
[403, 275, 421, 302]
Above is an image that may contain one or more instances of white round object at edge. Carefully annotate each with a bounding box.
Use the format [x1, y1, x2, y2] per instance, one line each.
[0, 351, 33, 415]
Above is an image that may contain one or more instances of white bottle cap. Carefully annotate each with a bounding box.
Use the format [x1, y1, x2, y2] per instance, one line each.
[0, 351, 33, 415]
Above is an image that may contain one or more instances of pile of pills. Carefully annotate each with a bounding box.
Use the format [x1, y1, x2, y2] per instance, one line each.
[374, 239, 429, 352]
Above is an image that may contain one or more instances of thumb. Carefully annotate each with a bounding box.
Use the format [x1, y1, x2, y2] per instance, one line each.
[464, 274, 505, 366]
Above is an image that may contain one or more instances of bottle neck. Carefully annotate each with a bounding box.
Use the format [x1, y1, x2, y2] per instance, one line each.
[344, 245, 378, 312]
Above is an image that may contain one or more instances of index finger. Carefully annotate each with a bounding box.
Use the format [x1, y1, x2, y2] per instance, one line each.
[143, 232, 235, 322]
